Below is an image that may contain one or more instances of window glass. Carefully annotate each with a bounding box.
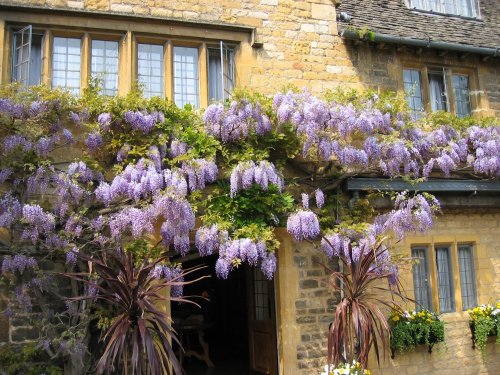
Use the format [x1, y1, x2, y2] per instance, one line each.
[253, 268, 271, 321]
[52, 37, 81, 95]
[403, 69, 424, 117]
[137, 43, 164, 98]
[435, 246, 455, 313]
[208, 48, 223, 102]
[412, 247, 432, 311]
[173, 46, 199, 108]
[452, 75, 471, 118]
[208, 44, 235, 103]
[428, 72, 448, 112]
[408, 0, 479, 18]
[458, 245, 477, 310]
[91, 40, 119, 96]
[11, 26, 43, 86]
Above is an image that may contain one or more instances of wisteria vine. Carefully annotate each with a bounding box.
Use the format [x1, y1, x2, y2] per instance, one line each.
[0, 86, 498, 369]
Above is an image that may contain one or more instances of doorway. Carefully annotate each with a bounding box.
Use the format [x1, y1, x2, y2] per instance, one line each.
[172, 254, 278, 375]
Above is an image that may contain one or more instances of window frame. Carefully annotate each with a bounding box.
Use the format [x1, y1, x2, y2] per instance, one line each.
[402, 64, 478, 117]
[90, 38, 121, 96]
[434, 245, 456, 313]
[172, 43, 201, 108]
[207, 41, 236, 103]
[136, 41, 165, 99]
[10, 25, 46, 87]
[457, 244, 478, 310]
[410, 242, 478, 314]
[4, 19, 241, 106]
[51, 36, 83, 95]
[411, 246, 433, 311]
[407, 0, 481, 19]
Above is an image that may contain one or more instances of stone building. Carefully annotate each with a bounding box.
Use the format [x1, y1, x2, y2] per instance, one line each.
[0, 1, 499, 374]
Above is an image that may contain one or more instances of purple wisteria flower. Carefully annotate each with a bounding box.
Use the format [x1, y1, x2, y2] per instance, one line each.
[95, 159, 169, 205]
[0, 169, 12, 184]
[67, 161, 94, 183]
[181, 158, 218, 191]
[35, 136, 56, 157]
[124, 110, 160, 134]
[21, 204, 56, 244]
[29, 100, 47, 117]
[148, 145, 162, 171]
[0, 98, 24, 118]
[116, 143, 131, 162]
[3, 135, 32, 153]
[66, 248, 79, 266]
[315, 189, 325, 209]
[0, 194, 22, 228]
[261, 252, 277, 280]
[230, 160, 282, 197]
[195, 224, 223, 256]
[170, 139, 188, 157]
[69, 111, 80, 125]
[215, 237, 270, 279]
[301, 193, 309, 209]
[1, 254, 38, 275]
[150, 265, 184, 297]
[203, 100, 272, 142]
[98, 112, 112, 131]
[85, 132, 103, 152]
[62, 128, 75, 144]
[286, 210, 320, 241]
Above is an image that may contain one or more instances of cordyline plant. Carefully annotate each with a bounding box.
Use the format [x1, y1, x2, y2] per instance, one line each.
[65, 250, 202, 375]
[314, 192, 439, 369]
[325, 244, 405, 369]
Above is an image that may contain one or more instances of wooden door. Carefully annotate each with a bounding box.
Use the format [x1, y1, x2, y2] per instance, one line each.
[247, 267, 278, 375]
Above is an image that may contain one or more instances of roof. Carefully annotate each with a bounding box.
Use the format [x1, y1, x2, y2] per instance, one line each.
[337, 0, 500, 51]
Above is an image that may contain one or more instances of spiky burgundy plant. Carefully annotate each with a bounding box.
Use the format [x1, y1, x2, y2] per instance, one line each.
[325, 242, 406, 370]
[65, 251, 202, 375]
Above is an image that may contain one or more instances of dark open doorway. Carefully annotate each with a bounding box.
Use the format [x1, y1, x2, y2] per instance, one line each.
[171, 254, 251, 375]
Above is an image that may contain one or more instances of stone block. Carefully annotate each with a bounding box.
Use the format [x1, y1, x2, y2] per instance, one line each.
[300, 23, 315, 33]
[85, 0, 109, 10]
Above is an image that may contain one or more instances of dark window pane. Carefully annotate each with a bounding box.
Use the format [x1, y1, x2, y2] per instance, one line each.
[435, 246, 455, 313]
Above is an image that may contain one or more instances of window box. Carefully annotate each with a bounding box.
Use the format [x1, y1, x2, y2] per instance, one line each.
[389, 309, 445, 357]
[468, 302, 500, 352]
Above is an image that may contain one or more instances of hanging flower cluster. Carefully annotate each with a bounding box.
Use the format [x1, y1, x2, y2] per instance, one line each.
[181, 158, 218, 191]
[1, 254, 38, 275]
[270, 91, 500, 178]
[123, 110, 165, 134]
[170, 139, 188, 158]
[287, 210, 321, 241]
[229, 160, 283, 197]
[21, 204, 56, 244]
[195, 224, 229, 257]
[215, 238, 276, 279]
[203, 99, 272, 142]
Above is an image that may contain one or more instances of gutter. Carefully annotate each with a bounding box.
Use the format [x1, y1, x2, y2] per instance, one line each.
[345, 178, 500, 192]
[340, 28, 500, 57]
